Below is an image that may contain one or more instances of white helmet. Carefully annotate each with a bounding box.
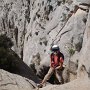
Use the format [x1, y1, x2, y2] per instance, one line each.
[51, 45, 60, 52]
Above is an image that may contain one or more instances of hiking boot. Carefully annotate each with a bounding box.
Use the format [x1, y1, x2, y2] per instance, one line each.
[37, 84, 43, 88]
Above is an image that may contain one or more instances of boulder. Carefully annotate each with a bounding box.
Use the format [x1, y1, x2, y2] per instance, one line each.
[0, 69, 37, 90]
[39, 77, 90, 90]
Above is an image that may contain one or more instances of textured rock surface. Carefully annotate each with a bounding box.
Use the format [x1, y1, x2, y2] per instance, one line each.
[0, 45, 39, 83]
[77, 8, 90, 78]
[0, 69, 37, 90]
[0, 0, 90, 90]
[76, 0, 90, 4]
[23, 0, 89, 83]
[39, 77, 90, 90]
[0, 0, 89, 70]
[23, 0, 88, 69]
[0, 0, 29, 59]
[38, 3, 90, 90]
[24, 0, 76, 66]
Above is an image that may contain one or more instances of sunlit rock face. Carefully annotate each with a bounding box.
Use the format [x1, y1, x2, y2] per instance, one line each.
[76, 0, 90, 4]
[0, 69, 37, 90]
[23, 0, 90, 84]
[0, 0, 90, 87]
[23, 0, 87, 68]
[0, 0, 29, 59]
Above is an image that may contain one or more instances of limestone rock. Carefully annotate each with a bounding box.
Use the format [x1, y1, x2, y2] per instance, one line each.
[0, 48, 39, 83]
[77, 8, 90, 78]
[76, 0, 90, 4]
[23, 1, 88, 80]
[0, 0, 29, 58]
[23, 0, 79, 66]
[39, 77, 90, 90]
[0, 0, 90, 89]
[0, 69, 37, 90]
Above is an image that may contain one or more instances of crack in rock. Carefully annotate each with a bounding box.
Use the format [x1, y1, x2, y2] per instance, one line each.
[25, 78, 37, 88]
[0, 83, 17, 87]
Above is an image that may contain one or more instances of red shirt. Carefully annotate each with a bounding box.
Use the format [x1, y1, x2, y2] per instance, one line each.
[50, 52, 64, 68]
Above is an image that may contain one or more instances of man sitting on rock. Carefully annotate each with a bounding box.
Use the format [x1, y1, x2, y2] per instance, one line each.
[38, 45, 64, 88]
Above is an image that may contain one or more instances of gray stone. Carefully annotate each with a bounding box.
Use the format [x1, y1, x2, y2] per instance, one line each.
[0, 0, 90, 90]
[0, 69, 37, 90]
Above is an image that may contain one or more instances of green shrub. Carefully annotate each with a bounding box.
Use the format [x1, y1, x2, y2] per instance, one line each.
[61, 13, 67, 22]
[68, 48, 75, 56]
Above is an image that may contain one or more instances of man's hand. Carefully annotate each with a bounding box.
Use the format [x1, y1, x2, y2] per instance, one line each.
[55, 66, 61, 70]
[55, 62, 63, 70]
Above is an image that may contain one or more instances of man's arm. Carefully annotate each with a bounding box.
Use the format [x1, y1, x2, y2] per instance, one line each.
[55, 62, 63, 70]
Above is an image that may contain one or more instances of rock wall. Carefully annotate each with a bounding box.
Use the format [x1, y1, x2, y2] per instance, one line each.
[0, 0, 89, 67]
[0, 0, 30, 59]
[0, 0, 90, 88]
[39, 77, 90, 90]
[24, 0, 85, 66]
[77, 7, 90, 78]
[23, 0, 89, 80]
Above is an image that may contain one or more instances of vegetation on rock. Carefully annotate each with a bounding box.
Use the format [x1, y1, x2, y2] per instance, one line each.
[0, 34, 19, 73]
